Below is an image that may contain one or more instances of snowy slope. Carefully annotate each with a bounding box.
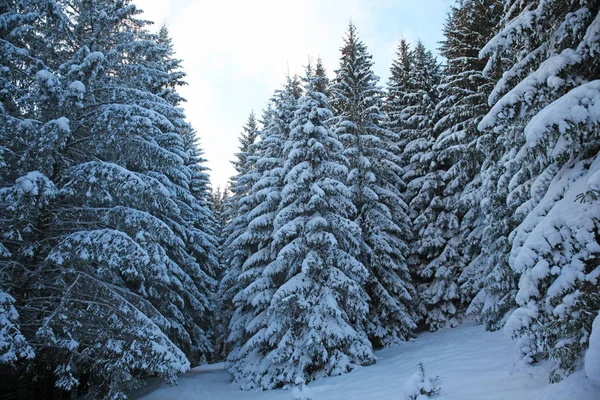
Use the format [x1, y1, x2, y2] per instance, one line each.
[137, 324, 599, 400]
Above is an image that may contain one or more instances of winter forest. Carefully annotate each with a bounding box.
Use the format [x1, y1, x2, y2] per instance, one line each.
[1, 0, 600, 399]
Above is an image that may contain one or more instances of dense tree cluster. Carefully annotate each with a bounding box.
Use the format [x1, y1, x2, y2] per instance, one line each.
[1, 0, 599, 397]
[222, 0, 600, 391]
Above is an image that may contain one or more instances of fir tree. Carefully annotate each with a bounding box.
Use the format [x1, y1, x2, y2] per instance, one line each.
[209, 185, 230, 358]
[228, 65, 374, 389]
[221, 111, 262, 274]
[398, 40, 441, 207]
[412, 0, 502, 331]
[387, 40, 442, 328]
[210, 186, 229, 277]
[332, 23, 416, 345]
[0, 1, 216, 396]
[0, 0, 63, 371]
[225, 76, 302, 375]
[478, 0, 600, 381]
[230, 111, 261, 199]
[154, 24, 188, 107]
[314, 57, 331, 97]
[386, 38, 412, 135]
[218, 111, 262, 359]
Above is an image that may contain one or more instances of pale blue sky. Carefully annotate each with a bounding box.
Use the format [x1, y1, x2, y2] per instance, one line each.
[134, 0, 453, 188]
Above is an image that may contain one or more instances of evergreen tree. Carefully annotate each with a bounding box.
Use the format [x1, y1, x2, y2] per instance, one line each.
[225, 76, 302, 374]
[210, 186, 229, 276]
[386, 39, 412, 135]
[209, 185, 229, 358]
[154, 24, 188, 107]
[228, 65, 374, 389]
[445, 0, 503, 329]
[221, 111, 261, 274]
[145, 25, 219, 358]
[218, 111, 262, 359]
[0, 0, 63, 371]
[314, 57, 331, 97]
[398, 40, 441, 208]
[387, 40, 442, 328]
[0, 290, 34, 365]
[0, 1, 216, 396]
[478, 0, 600, 381]
[332, 23, 416, 345]
[411, 0, 502, 331]
[230, 111, 261, 199]
[111, 17, 218, 366]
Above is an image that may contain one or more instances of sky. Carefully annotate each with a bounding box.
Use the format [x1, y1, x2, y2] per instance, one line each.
[133, 0, 453, 189]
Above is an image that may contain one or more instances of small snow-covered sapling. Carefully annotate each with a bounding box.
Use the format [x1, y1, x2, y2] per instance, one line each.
[404, 362, 441, 400]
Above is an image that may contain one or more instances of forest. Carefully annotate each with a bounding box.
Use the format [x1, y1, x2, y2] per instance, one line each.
[1, 0, 599, 399]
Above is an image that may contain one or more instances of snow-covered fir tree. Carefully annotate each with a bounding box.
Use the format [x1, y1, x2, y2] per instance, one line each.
[0, 0, 60, 371]
[410, 0, 502, 331]
[210, 186, 230, 277]
[224, 76, 303, 376]
[221, 111, 261, 272]
[395, 40, 441, 211]
[220, 77, 302, 359]
[403, 362, 441, 400]
[183, 124, 218, 255]
[143, 24, 219, 359]
[387, 40, 442, 329]
[227, 65, 374, 389]
[153, 26, 217, 263]
[210, 185, 230, 358]
[314, 57, 331, 98]
[0, 290, 34, 365]
[0, 1, 216, 397]
[441, 3, 508, 332]
[154, 24, 188, 106]
[477, 0, 600, 382]
[217, 111, 262, 358]
[230, 111, 261, 202]
[331, 23, 416, 345]
[386, 38, 412, 135]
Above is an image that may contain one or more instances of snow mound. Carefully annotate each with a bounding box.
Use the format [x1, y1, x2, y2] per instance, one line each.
[585, 312, 600, 383]
[291, 384, 314, 399]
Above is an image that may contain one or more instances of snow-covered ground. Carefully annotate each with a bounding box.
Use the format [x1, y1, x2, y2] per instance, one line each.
[137, 324, 599, 399]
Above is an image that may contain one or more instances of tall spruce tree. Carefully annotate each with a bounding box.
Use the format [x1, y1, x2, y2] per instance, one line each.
[477, 0, 600, 382]
[386, 39, 412, 135]
[225, 76, 303, 379]
[228, 65, 373, 389]
[387, 40, 442, 328]
[331, 23, 416, 345]
[410, 0, 502, 331]
[397, 41, 441, 209]
[429, 0, 507, 330]
[209, 185, 229, 358]
[221, 77, 303, 363]
[0, 0, 62, 372]
[144, 25, 219, 358]
[218, 111, 262, 358]
[210, 186, 229, 277]
[314, 57, 331, 97]
[0, 1, 216, 397]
